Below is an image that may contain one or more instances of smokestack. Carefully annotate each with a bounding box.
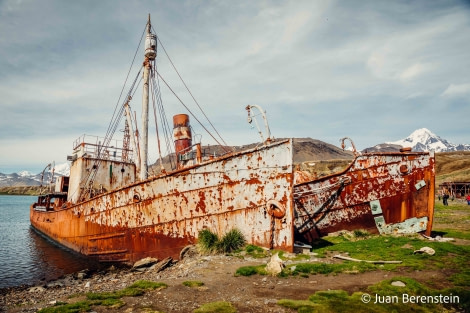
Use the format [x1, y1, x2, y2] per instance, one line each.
[173, 114, 192, 168]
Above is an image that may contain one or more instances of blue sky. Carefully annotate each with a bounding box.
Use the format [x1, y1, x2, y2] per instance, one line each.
[1, 0, 469, 174]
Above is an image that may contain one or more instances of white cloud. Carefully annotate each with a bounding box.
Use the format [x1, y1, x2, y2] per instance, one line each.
[399, 63, 428, 81]
[365, 10, 467, 84]
[281, 11, 312, 44]
[441, 83, 470, 97]
[1, 1, 470, 172]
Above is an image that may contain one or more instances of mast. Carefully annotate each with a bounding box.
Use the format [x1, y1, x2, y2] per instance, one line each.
[124, 100, 140, 172]
[140, 14, 157, 180]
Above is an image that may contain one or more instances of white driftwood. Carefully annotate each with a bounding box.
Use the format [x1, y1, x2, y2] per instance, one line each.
[333, 254, 402, 264]
[422, 234, 454, 242]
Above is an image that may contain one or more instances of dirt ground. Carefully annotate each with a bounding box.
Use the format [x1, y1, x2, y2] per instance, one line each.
[1, 202, 469, 313]
[0, 248, 461, 313]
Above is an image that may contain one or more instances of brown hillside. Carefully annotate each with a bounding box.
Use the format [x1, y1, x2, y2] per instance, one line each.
[149, 137, 354, 174]
[435, 151, 470, 185]
[0, 185, 42, 195]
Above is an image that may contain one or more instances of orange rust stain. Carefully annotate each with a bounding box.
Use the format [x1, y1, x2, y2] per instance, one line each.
[246, 177, 262, 185]
[195, 191, 207, 213]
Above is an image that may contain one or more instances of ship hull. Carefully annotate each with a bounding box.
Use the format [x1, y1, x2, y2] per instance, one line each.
[31, 142, 436, 263]
[294, 151, 435, 241]
[30, 140, 295, 263]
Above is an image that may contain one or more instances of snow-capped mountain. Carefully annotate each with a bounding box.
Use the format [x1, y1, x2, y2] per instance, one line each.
[53, 162, 71, 176]
[387, 128, 470, 152]
[0, 162, 70, 187]
[18, 170, 34, 177]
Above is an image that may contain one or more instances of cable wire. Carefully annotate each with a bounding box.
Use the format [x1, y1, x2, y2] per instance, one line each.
[154, 31, 231, 152]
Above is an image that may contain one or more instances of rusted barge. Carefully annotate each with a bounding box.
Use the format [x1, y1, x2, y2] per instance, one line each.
[30, 16, 435, 264]
[293, 149, 435, 242]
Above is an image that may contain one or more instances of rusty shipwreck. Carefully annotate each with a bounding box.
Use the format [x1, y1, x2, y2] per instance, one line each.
[30, 16, 435, 264]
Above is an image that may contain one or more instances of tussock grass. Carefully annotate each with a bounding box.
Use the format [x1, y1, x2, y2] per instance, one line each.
[217, 228, 246, 253]
[198, 228, 246, 254]
[198, 229, 219, 253]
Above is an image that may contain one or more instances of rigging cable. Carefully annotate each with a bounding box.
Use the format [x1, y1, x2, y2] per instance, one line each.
[152, 61, 176, 170]
[77, 66, 143, 200]
[74, 21, 147, 201]
[102, 24, 147, 154]
[81, 24, 148, 192]
[155, 70, 230, 154]
[154, 32, 231, 153]
[150, 65, 165, 171]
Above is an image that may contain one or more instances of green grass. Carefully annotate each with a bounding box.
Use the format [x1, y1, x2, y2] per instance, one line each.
[235, 265, 267, 276]
[434, 201, 470, 212]
[353, 229, 370, 238]
[129, 280, 168, 290]
[244, 244, 268, 258]
[36, 301, 91, 313]
[433, 229, 470, 240]
[235, 234, 470, 283]
[433, 200, 470, 240]
[38, 280, 168, 313]
[86, 287, 143, 300]
[194, 301, 237, 313]
[271, 249, 311, 262]
[183, 280, 205, 287]
[278, 277, 470, 313]
[286, 262, 376, 277]
[312, 234, 470, 272]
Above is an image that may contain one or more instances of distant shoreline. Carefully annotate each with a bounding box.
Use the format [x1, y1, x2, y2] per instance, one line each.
[0, 186, 42, 196]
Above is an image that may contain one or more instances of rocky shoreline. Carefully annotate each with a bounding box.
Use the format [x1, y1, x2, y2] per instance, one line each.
[0, 247, 281, 313]
[1, 245, 325, 313]
[2, 236, 466, 313]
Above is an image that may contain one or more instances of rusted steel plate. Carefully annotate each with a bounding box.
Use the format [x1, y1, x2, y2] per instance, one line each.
[294, 151, 435, 241]
[31, 139, 294, 263]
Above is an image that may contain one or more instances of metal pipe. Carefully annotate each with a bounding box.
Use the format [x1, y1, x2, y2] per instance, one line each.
[246, 104, 271, 143]
[124, 101, 140, 173]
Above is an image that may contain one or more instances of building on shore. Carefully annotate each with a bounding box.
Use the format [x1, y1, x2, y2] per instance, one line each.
[438, 182, 470, 198]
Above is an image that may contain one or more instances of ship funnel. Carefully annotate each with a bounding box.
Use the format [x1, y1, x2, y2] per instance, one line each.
[145, 33, 157, 60]
[173, 114, 192, 166]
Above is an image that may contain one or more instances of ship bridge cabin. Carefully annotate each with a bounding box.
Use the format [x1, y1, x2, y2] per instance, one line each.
[67, 134, 136, 203]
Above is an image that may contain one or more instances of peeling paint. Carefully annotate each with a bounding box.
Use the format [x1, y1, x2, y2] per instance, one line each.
[293, 151, 435, 240]
[31, 139, 295, 263]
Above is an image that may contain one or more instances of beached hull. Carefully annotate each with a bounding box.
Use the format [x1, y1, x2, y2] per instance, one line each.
[293, 151, 435, 241]
[30, 140, 295, 263]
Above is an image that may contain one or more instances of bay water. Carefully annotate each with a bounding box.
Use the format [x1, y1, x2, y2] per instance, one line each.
[0, 195, 102, 289]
